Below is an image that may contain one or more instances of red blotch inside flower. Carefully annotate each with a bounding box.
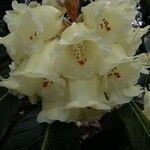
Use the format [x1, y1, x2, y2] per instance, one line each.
[42, 81, 49, 88]
[78, 60, 85, 65]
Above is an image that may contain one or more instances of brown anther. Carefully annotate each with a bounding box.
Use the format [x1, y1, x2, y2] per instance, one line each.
[104, 21, 108, 25]
[106, 27, 111, 31]
[29, 36, 33, 40]
[108, 73, 112, 77]
[117, 74, 121, 78]
[87, 107, 92, 109]
[35, 32, 37, 36]
[114, 73, 121, 78]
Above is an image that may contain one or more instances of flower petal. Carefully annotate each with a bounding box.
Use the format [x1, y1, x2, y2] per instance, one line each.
[66, 75, 110, 110]
[42, 0, 66, 13]
[119, 27, 150, 56]
[0, 76, 42, 97]
[82, 0, 137, 44]
[1, 34, 27, 64]
[101, 55, 145, 108]
[82, 1, 108, 29]
[59, 23, 99, 45]
[11, 39, 65, 86]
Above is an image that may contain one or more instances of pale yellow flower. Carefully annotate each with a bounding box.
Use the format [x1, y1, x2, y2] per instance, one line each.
[0, 1, 63, 64]
[81, 0, 148, 55]
[101, 55, 145, 108]
[55, 23, 108, 79]
[38, 76, 109, 123]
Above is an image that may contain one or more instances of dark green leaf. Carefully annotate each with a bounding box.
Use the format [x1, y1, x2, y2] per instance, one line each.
[41, 121, 81, 150]
[144, 0, 150, 8]
[0, 89, 21, 141]
[118, 101, 150, 150]
[100, 111, 124, 130]
[0, 107, 47, 150]
[82, 128, 132, 150]
[0, 20, 9, 36]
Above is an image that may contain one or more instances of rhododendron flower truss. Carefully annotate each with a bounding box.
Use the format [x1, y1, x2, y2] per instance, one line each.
[0, 0, 149, 123]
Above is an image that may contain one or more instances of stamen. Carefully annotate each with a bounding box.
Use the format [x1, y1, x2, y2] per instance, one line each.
[73, 42, 87, 65]
[35, 31, 37, 36]
[29, 36, 33, 40]
[98, 18, 112, 33]
[104, 21, 108, 25]
[113, 72, 121, 78]
[106, 27, 111, 31]
[107, 67, 121, 79]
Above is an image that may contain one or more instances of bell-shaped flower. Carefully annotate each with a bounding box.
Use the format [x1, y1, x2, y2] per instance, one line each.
[10, 39, 65, 86]
[0, 39, 65, 99]
[54, 22, 113, 79]
[1, 1, 63, 64]
[38, 77, 108, 123]
[101, 55, 146, 108]
[81, 0, 143, 47]
[5, 1, 63, 39]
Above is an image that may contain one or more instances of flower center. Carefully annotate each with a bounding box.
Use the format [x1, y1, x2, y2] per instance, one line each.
[29, 31, 38, 40]
[42, 78, 53, 88]
[73, 42, 87, 65]
[98, 18, 112, 33]
[107, 67, 121, 79]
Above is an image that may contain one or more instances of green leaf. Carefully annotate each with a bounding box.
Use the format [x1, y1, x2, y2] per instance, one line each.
[0, 88, 21, 141]
[144, 0, 150, 8]
[82, 128, 132, 150]
[41, 121, 82, 150]
[0, 20, 9, 37]
[118, 101, 150, 150]
[0, 107, 47, 150]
